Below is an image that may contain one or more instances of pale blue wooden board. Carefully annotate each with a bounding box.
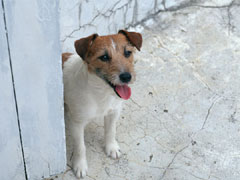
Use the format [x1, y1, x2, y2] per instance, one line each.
[0, 2, 26, 180]
[3, 0, 66, 179]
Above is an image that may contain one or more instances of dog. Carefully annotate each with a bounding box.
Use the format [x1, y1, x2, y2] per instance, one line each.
[62, 30, 142, 178]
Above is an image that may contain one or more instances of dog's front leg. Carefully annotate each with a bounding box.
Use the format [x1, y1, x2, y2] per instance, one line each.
[104, 110, 121, 159]
[70, 120, 88, 178]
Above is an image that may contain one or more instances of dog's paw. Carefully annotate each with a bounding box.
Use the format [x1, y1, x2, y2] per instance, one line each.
[105, 141, 121, 159]
[72, 155, 88, 178]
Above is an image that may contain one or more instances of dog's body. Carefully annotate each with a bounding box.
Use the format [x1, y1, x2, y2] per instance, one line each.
[62, 30, 142, 178]
[63, 54, 123, 120]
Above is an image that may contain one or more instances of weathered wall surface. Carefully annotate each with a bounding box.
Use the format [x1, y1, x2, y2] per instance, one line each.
[59, 0, 191, 52]
[0, 3, 25, 180]
[1, 0, 66, 179]
[59, 0, 235, 52]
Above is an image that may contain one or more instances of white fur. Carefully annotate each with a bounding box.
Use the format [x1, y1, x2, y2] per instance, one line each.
[63, 54, 123, 178]
[111, 38, 116, 50]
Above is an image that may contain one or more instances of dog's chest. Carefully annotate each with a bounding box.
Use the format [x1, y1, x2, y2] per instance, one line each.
[92, 92, 122, 116]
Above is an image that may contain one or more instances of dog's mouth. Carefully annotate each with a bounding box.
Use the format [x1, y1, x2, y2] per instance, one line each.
[95, 69, 131, 100]
[106, 80, 131, 100]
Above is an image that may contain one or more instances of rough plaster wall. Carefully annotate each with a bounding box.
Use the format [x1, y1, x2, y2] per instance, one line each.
[60, 0, 235, 52]
[60, 0, 167, 52]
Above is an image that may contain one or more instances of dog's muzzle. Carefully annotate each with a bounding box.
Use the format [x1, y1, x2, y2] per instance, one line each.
[95, 69, 131, 100]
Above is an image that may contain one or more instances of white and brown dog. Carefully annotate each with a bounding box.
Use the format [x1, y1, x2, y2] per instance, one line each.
[62, 30, 142, 178]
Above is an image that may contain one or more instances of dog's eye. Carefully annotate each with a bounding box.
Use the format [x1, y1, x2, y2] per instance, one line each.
[99, 54, 110, 62]
[124, 50, 132, 58]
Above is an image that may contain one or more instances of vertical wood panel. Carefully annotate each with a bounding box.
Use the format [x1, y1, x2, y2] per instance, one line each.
[0, 2, 26, 180]
[3, 0, 66, 179]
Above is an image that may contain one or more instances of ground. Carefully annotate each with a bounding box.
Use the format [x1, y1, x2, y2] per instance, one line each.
[47, 3, 240, 180]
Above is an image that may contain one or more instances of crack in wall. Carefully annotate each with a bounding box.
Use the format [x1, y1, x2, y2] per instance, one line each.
[162, 0, 166, 9]
[132, 0, 138, 24]
[78, 2, 82, 27]
[62, 0, 133, 42]
[160, 144, 189, 180]
[164, 0, 239, 35]
[1, 0, 28, 179]
[154, 0, 158, 12]
[136, 0, 238, 29]
[61, 0, 239, 43]
[201, 99, 217, 130]
[162, 0, 238, 12]
[226, 0, 235, 35]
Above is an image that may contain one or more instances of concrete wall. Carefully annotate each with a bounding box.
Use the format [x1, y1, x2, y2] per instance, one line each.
[0, 0, 66, 179]
[0, 4, 25, 180]
[60, 0, 193, 52]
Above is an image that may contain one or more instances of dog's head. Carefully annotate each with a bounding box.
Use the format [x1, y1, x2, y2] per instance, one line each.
[74, 30, 142, 100]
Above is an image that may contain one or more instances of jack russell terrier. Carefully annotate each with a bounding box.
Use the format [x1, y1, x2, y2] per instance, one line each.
[62, 30, 142, 178]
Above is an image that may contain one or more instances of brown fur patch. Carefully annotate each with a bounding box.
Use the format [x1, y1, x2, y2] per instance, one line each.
[62, 52, 73, 68]
[118, 30, 142, 51]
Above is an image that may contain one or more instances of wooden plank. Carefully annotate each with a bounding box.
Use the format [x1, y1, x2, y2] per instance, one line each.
[0, 2, 26, 180]
[3, 0, 66, 179]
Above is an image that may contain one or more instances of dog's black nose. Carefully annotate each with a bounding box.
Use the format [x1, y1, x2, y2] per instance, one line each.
[119, 72, 131, 83]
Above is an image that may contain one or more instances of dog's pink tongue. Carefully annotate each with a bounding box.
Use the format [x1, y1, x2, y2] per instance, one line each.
[115, 85, 131, 100]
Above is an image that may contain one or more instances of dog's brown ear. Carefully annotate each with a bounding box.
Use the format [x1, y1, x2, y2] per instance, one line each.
[74, 34, 98, 60]
[118, 30, 142, 51]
